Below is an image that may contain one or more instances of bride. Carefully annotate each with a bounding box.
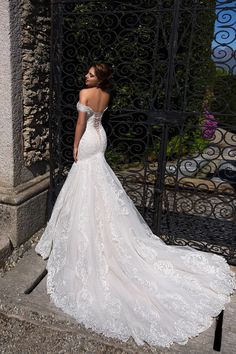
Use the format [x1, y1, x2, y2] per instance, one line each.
[35, 63, 235, 348]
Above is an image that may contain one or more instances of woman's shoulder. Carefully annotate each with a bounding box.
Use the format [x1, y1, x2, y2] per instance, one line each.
[79, 88, 90, 98]
[80, 87, 110, 98]
[79, 87, 99, 99]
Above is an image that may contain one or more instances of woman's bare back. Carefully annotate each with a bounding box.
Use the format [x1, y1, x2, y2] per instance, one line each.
[81, 87, 110, 112]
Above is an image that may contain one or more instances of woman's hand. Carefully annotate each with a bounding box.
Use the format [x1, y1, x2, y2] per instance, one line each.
[73, 146, 78, 162]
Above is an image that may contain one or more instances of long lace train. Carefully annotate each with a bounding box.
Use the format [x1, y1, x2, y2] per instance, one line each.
[35, 102, 235, 347]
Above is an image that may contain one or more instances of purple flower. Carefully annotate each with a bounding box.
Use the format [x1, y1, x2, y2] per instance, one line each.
[202, 111, 218, 139]
[205, 120, 217, 127]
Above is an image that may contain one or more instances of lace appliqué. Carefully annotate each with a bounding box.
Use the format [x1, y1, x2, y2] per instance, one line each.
[93, 112, 102, 142]
[34, 100, 236, 348]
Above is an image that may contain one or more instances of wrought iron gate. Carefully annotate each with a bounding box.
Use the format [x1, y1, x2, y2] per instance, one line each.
[50, 0, 236, 264]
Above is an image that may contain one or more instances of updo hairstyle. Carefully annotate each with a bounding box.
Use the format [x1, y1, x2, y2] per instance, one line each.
[92, 63, 113, 90]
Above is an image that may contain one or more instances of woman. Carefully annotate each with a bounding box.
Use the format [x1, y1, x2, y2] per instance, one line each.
[35, 63, 235, 348]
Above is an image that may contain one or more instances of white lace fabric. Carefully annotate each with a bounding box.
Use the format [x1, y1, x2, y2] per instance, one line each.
[35, 101, 235, 348]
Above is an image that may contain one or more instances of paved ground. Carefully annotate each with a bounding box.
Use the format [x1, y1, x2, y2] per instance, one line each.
[0, 247, 235, 354]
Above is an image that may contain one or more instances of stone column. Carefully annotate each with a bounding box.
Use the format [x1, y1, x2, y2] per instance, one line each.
[0, 0, 50, 264]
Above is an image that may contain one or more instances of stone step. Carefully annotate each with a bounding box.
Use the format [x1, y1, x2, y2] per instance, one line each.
[0, 248, 235, 353]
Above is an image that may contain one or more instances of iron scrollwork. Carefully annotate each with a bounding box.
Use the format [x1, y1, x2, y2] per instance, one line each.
[50, 0, 236, 264]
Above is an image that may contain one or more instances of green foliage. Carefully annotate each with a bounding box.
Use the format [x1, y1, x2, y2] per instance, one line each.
[105, 149, 125, 169]
[62, 1, 234, 168]
[145, 119, 210, 163]
[166, 127, 209, 160]
[211, 73, 236, 126]
[184, 5, 216, 113]
[64, 0, 218, 114]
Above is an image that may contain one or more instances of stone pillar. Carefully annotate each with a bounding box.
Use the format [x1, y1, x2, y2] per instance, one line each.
[0, 0, 50, 264]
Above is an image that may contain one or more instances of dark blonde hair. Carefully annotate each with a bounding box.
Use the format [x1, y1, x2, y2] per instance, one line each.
[92, 63, 113, 90]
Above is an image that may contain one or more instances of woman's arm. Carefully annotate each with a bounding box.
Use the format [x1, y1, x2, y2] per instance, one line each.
[73, 90, 88, 162]
[73, 111, 87, 161]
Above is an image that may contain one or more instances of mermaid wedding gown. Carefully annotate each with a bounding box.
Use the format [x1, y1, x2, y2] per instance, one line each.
[35, 102, 235, 348]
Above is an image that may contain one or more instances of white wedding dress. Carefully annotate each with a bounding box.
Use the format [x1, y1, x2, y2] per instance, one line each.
[35, 102, 235, 348]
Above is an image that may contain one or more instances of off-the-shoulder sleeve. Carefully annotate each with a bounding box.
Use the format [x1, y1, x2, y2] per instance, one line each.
[76, 101, 91, 113]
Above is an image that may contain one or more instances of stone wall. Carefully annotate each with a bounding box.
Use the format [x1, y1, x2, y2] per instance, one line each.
[20, 0, 50, 166]
[0, 0, 51, 264]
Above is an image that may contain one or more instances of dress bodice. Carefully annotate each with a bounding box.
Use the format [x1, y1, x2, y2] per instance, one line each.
[75, 101, 108, 160]
[76, 101, 107, 128]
